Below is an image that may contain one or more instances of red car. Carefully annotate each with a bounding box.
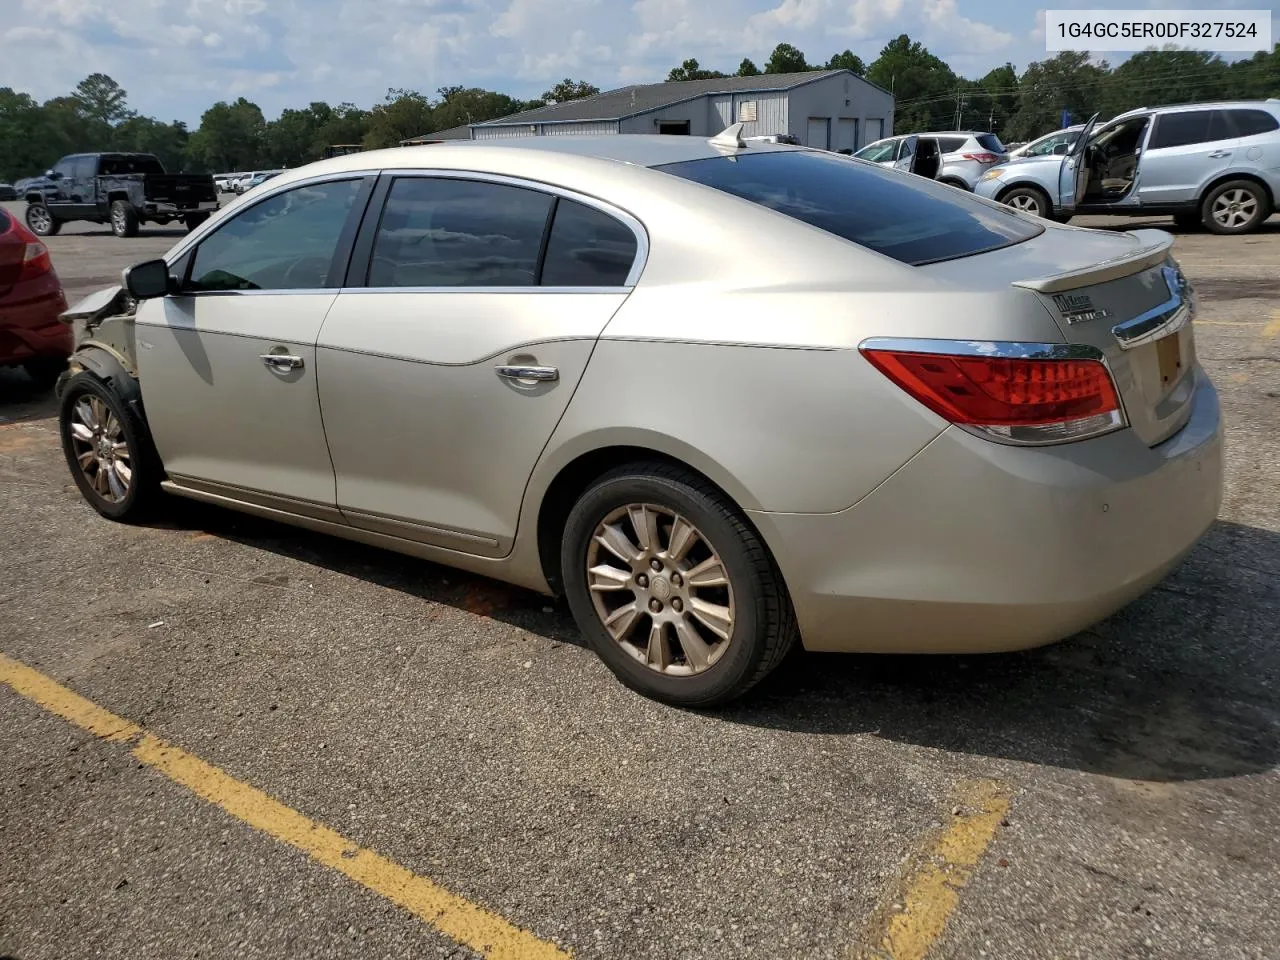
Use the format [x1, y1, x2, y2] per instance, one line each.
[0, 206, 70, 387]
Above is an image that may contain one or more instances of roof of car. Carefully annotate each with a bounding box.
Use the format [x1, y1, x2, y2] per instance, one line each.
[269, 135, 805, 186]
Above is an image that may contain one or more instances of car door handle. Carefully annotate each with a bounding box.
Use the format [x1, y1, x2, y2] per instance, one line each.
[261, 354, 304, 371]
[495, 364, 559, 383]
[1208, 150, 1232, 159]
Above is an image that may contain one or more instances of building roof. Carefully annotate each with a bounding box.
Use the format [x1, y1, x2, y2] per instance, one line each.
[474, 69, 885, 128]
[401, 124, 472, 145]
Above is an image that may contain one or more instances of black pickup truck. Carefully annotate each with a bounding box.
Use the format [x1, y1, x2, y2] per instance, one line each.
[23, 153, 218, 238]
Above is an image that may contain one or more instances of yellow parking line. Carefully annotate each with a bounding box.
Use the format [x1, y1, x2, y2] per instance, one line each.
[1262, 311, 1280, 338]
[861, 779, 1011, 960]
[0, 652, 569, 960]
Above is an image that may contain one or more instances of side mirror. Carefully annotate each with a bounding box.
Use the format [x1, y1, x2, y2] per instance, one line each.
[124, 259, 173, 300]
[1052, 143, 1069, 156]
[46, 169, 62, 180]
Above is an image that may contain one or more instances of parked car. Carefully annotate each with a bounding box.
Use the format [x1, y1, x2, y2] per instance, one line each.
[744, 134, 803, 146]
[53, 132, 1222, 706]
[231, 171, 270, 194]
[853, 131, 1008, 189]
[23, 153, 219, 238]
[975, 101, 1280, 233]
[1006, 125, 1085, 160]
[0, 207, 71, 387]
[0, 183, 16, 201]
[244, 171, 283, 191]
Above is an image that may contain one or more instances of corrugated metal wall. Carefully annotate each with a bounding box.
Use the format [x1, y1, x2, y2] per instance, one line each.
[734, 93, 787, 138]
[473, 125, 535, 140]
[542, 121, 619, 136]
[710, 96, 733, 131]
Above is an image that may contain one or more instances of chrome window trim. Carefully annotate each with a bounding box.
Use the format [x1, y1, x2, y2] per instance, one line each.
[1110, 264, 1194, 351]
[336, 286, 631, 296]
[857, 337, 1129, 447]
[367, 169, 650, 290]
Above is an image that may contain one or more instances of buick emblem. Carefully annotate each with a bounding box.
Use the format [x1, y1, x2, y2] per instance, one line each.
[1052, 292, 1111, 324]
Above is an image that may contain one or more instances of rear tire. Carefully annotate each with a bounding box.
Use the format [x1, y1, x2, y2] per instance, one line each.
[110, 200, 139, 238]
[184, 212, 210, 232]
[25, 203, 60, 236]
[1201, 180, 1269, 235]
[58, 372, 162, 522]
[1001, 186, 1053, 219]
[561, 463, 799, 707]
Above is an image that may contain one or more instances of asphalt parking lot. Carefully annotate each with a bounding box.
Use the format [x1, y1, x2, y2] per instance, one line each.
[2, 202, 1279, 960]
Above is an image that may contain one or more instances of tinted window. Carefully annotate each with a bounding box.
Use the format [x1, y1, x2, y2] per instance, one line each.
[1150, 110, 1214, 149]
[1227, 109, 1279, 137]
[854, 141, 897, 162]
[657, 151, 1042, 266]
[188, 178, 363, 291]
[975, 133, 1005, 152]
[51, 157, 76, 179]
[937, 136, 967, 153]
[540, 199, 638, 287]
[99, 155, 165, 176]
[369, 178, 553, 287]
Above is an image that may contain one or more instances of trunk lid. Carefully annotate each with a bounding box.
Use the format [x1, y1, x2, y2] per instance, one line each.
[919, 226, 1197, 447]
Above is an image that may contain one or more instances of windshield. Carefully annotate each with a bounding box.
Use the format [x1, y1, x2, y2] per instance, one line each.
[656, 150, 1043, 266]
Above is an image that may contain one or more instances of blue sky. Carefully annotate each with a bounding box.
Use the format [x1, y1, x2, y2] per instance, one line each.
[1, 0, 1275, 125]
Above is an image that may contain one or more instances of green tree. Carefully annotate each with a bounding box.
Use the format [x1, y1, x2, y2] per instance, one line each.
[736, 58, 761, 77]
[866, 35, 958, 132]
[264, 102, 333, 166]
[1100, 48, 1230, 117]
[825, 50, 865, 75]
[764, 43, 810, 74]
[315, 102, 371, 151]
[1008, 51, 1109, 142]
[431, 87, 529, 130]
[364, 88, 434, 149]
[0, 88, 51, 181]
[541, 78, 600, 103]
[186, 97, 266, 170]
[72, 73, 132, 126]
[112, 116, 190, 170]
[1228, 44, 1280, 99]
[667, 58, 727, 82]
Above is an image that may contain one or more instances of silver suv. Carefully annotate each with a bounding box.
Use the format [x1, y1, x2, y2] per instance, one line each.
[853, 131, 1008, 190]
[976, 101, 1280, 234]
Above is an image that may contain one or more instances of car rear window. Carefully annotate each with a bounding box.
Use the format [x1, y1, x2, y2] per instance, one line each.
[975, 133, 1005, 153]
[1226, 108, 1279, 137]
[655, 150, 1042, 266]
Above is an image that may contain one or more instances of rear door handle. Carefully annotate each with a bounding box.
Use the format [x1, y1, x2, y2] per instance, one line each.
[261, 354, 304, 371]
[495, 364, 558, 383]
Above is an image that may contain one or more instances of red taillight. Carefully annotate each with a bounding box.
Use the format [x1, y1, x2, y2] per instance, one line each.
[18, 240, 53, 280]
[861, 345, 1125, 444]
[962, 152, 1001, 164]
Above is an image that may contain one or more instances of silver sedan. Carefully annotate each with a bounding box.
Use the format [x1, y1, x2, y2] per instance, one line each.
[56, 129, 1223, 706]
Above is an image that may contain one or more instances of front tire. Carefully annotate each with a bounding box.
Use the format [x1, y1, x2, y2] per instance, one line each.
[1202, 180, 1269, 235]
[58, 372, 161, 521]
[1001, 186, 1053, 219]
[109, 200, 139, 238]
[25, 203, 60, 236]
[561, 464, 798, 707]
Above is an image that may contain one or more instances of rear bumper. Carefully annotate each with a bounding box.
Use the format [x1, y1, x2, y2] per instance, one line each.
[751, 369, 1223, 653]
[143, 200, 218, 216]
[0, 277, 72, 365]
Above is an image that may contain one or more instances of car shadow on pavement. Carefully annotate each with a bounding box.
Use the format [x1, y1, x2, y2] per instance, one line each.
[728, 519, 1280, 784]
[0, 369, 59, 423]
[171, 494, 1279, 785]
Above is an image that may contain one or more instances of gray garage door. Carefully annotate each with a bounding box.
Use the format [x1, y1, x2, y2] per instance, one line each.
[836, 118, 859, 152]
[806, 117, 830, 150]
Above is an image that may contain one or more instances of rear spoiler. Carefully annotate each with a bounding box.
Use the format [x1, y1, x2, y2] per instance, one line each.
[1010, 229, 1174, 294]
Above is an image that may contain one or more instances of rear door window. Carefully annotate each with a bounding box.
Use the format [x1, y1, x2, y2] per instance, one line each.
[1149, 110, 1214, 149]
[368, 177, 553, 288]
[539, 199, 638, 287]
[937, 136, 967, 153]
[657, 150, 1042, 266]
[854, 141, 897, 162]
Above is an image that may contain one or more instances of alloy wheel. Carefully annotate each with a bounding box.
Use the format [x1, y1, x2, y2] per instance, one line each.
[1211, 189, 1258, 230]
[1006, 193, 1042, 215]
[111, 206, 127, 235]
[68, 395, 132, 503]
[28, 206, 51, 233]
[586, 503, 736, 676]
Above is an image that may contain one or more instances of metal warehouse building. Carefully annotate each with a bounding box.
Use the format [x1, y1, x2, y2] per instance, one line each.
[452, 70, 893, 152]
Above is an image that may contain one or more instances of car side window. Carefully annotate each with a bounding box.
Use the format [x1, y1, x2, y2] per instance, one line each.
[937, 136, 967, 153]
[855, 141, 895, 162]
[186, 178, 364, 292]
[1226, 109, 1280, 138]
[1026, 133, 1064, 156]
[1148, 110, 1215, 149]
[51, 158, 76, 180]
[368, 177, 553, 288]
[540, 199, 638, 287]
[72, 156, 96, 180]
